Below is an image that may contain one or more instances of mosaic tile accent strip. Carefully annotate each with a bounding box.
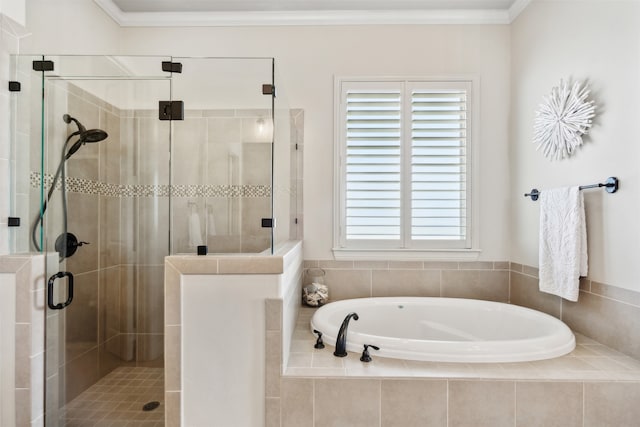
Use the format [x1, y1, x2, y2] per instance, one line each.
[170, 184, 271, 198]
[30, 171, 271, 198]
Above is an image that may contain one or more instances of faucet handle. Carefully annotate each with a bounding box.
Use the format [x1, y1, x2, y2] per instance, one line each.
[360, 344, 380, 363]
[312, 329, 325, 349]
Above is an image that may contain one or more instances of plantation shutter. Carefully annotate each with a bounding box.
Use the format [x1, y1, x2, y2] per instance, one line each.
[410, 84, 469, 245]
[345, 89, 402, 240]
[339, 79, 471, 249]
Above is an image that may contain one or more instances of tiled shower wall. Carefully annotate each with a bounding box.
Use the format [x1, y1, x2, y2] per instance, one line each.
[302, 260, 640, 360]
[172, 108, 273, 254]
[290, 109, 303, 241]
[171, 108, 302, 254]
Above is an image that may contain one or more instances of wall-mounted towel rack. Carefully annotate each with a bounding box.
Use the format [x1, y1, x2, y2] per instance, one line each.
[524, 177, 619, 201]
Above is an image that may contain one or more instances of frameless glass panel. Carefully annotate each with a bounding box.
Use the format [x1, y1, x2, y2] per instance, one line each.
[273, 62, 300, 248]
[34, 56, 171, 427]
[44, 55, 170, 79]
[8, 55, 45, 254]
[170, 57, 273, 254]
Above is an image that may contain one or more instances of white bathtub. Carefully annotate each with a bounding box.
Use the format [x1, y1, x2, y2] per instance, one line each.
[310, 297, 575, 363]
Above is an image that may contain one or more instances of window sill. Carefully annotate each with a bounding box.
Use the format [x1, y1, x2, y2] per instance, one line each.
[331, 248, 482, 261]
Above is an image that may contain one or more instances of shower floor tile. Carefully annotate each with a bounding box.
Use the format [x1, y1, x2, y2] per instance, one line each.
[61, 366, 164, 427]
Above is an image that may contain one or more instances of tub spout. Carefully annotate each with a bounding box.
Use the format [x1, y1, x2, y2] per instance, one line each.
[333, 312, 359, 357]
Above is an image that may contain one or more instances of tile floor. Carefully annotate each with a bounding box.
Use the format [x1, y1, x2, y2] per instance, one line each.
[61, 367, 165, 427]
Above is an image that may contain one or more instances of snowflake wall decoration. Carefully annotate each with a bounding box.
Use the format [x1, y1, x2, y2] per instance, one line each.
[533, 79, 596, 160]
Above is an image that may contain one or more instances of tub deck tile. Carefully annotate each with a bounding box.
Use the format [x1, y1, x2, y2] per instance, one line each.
[286, 311, 640, 382]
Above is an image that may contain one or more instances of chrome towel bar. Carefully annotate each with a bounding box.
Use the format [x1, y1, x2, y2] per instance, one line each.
[524, 177, 619, 201]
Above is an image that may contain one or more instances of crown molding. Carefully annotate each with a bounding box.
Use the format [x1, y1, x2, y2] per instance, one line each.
[508, 0, 532, 21]
[0, 13, 30, 38]
[95, 0, 516, 26]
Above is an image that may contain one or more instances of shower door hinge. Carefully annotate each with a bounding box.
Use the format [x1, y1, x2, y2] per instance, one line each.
[32, 60, 54, 72]
[8, 81, 21, 92]
[162, 61, 183, 73]
[261, 218, 275, 228]
[8, 217, 20, 227]
[158, 100, 184, 121]
[262, 84, 276, 96]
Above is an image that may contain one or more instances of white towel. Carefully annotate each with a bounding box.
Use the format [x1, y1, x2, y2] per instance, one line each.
[188, 210, 204, 247]
[538, 186, 587, 301]
[207, 208, 217, 236]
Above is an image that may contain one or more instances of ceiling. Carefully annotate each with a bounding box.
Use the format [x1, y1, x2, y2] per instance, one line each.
[95, 0, 531, 26]
[111, 0, 518, 13]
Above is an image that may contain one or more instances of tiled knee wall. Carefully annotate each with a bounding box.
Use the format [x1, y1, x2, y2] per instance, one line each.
[303, 260, 640, 360]
[278, 378, 640, 427]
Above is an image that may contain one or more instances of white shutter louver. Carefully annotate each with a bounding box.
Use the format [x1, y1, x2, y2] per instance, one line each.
[345, 90, 402, 240]
[411, 89, 467, 242]
[339, 79, 472, 250]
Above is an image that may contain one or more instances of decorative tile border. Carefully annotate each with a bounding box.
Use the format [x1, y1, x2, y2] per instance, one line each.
[30, 171, 271, 198]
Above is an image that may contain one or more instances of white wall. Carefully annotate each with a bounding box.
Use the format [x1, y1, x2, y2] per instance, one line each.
[182, 274, 280, 426]
[18, 2, 513, 261]
[510, 0, 640, 290]
[117, 24, 512, 261]
[20, 0, 120, 54]
[18, 1, 640, 286]
[0, 0, 25, 27]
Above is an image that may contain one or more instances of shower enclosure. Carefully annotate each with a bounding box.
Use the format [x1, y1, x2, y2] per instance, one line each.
[8, 55, 299, 426]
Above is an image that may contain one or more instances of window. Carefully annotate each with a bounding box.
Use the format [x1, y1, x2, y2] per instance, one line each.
[334, 77, 477, 258]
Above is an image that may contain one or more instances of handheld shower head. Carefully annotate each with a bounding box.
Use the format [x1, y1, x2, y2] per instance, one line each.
[63, 114, 109, 159]
[81, 128, 108, 143]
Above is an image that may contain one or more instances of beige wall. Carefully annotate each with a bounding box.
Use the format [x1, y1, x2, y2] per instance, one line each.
[0, 0, 25, 27]
[116, 24, 512, 261]
[18, 0, 640, 291]
[20, 2, 513, 261]
[510, 0, 640, 291]
[21, 0, 119, 54]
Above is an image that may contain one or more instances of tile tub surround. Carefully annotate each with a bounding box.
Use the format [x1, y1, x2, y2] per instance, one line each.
[510, 263, 640, 361]
[302, 260, 511, 302]
[266, 307, 640, 427]
[303, 260, 640, 361]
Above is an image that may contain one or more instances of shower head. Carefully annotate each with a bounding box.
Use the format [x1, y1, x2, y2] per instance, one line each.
[63, 114, 109, 159]
[81, 128, 108, 143]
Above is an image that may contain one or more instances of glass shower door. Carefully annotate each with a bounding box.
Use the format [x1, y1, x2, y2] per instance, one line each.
[32, 56, 172, 426]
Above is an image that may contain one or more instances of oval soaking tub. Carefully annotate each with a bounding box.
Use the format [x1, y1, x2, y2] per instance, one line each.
[310, 297, 575, 363]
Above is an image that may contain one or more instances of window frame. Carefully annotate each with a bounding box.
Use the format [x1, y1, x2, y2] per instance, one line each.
[332, 75, 481, 261]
